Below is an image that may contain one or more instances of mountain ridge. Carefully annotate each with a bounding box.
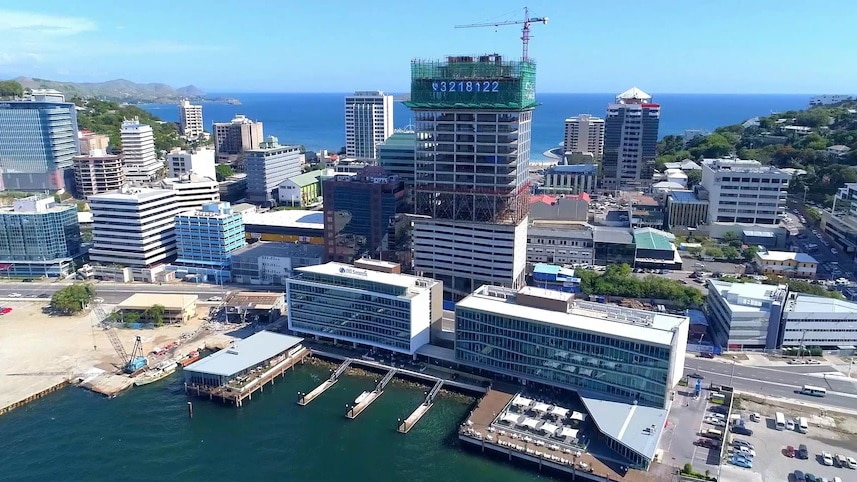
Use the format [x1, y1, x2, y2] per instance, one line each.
[11, 76, 206, 102]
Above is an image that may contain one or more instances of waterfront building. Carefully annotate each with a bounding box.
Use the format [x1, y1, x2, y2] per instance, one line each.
[213, 114, 264, 163]
[242, 209, 324, 244]
[277, 170, 323, 207]
[120, 118, 162, 182]
[699, 158, 791, 226]
[781, 293, 857, 350]
[166, 147, 216, 181]
[0, 196, 81, 277]
[89, 188, 178, 267]
[286, 261, 442, 354]
[323, 167, 408, 264]
[706, 279, 788, 350]
[230, 241, 324, 285]
[155, 175, 220, 212]
[378, 130, 417, 188]
[73, 150, 126, 197]
[78, 131, 110, 154]
[455, 285, 688, 467]
[345, 91, 394, 159]
[406, 54, 534, 299]
[178, 99, 204, 139]
[0, 93, 79, 191]
[601, 87, 660, 189]
[172, 202, 246, 282]
[244, 136, 302, 207]
[562, 114, 604, 157]
[526, 221, 595, 268]
[117, 293, 198, 324]
[753, 250, 818, 279]
[665, 190, 708, 229]
[539, 164, 598, 195]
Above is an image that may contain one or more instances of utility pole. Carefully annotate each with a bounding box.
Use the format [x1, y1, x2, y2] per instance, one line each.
[729, 357, 737, 387]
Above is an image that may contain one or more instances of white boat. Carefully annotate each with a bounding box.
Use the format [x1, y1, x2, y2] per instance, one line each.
[354, 391, 371, 404]
[133, 361, 177, 386]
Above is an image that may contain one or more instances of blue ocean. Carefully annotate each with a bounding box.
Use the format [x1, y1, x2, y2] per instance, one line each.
[142, 93, 810, 160]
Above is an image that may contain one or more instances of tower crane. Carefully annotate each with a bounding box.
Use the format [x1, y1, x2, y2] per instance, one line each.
[92, 302, 147, 373]
[455, 7, 548, 62]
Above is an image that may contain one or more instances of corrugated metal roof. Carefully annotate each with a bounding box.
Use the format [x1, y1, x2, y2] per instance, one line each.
[633, 228, 674, 251]
[184, 331, 304, 377]
[579, 395, 667, 461]
[285, 170, 323, 188]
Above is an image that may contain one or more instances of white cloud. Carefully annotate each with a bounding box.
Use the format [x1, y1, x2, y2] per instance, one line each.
[0, 11, 96, 36]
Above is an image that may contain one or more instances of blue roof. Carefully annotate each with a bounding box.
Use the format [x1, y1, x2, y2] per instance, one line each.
[533, 263, 560, 275]
[669, 191, 703, 203]
[548, 163, 598, 174]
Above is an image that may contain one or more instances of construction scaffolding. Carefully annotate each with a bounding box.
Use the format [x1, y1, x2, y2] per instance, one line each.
[405, 55, 537, 110]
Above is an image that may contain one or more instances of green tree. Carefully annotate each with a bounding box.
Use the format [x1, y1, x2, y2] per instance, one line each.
[721, 246, 741, 260]
[795, 110, 830, 128]
[657, 135, 685, 156]
[147, 304, 166, 327]
[50, 284, 96, 315]
[0, 80, 24, 98]
[742, 245, 760, 261]
[704, 246, 723, 259]
[215, 164, 235, 181]
[123, 311, 141, 327]
[686, 169, 702, 188]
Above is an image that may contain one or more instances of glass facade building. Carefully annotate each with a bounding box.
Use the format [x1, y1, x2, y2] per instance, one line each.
[286, 262, 442, 354]
[173, 202, 246, 282]
[455, 286, 688, 409]
[0, 100, 79, 191]
[0, 196, 81, 276]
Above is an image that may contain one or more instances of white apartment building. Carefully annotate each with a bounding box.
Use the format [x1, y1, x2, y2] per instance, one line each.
[699, 158, 791, 225]
[155, 175, 220, 212]
[178, 99, 204, 139]
[345, 91, 394, 159]
[706, 279, 788, 350]
[286, 261, 442, 355]
[73, 150, 125, 196]
[781, 293, 857, 350]
[526, 221, 595, 267]
[563, 114, 605, 157]
[121, 118, 162, 182]
[166, 147, 216, 180]
[89, 188, 178, 267]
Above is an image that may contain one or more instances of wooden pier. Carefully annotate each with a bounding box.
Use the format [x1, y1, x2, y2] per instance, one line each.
[398, 379, 444, 433]
[186, 347, 309, 407]
[346, 367, 396, 420]
[298, 358, 352, 406]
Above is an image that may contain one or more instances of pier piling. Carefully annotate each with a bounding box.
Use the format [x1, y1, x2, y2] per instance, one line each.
[187, 401, 193, 418]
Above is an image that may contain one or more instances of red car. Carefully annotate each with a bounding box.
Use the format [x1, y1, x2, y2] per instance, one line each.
[785, 445, 795, 458]
[0, 307, 11, 315]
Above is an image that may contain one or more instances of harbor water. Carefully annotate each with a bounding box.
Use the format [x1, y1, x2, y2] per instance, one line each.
[0, 364, 553, 482]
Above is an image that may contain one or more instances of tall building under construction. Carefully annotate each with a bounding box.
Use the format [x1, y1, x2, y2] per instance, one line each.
[405, 54, 536, 300]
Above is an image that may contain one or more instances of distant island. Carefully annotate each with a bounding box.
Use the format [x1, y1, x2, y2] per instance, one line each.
[5, 76, 239, 104]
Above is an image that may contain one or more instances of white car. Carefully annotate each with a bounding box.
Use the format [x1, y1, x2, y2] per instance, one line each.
[8, 293, 22, 298]
[822, 451, 834, 466]
[93, 297, 104, 303]
[207, 296, 223, 302]
[735, 445, 755, 457]
[846, 456, 857, 468]
[786, 419, 795, 431]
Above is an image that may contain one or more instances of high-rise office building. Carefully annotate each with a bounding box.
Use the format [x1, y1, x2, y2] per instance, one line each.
[155, 174, 220, 212]
[173, 201, 245, 282]
[563, 114, 604, 157]
[244, 136, 302, 207]
[405, 54, 534, 299]
[0, 196, 81, 277]
[178, 99, 204, 139]
[213, 114, 264, 163]
[73, 150, 126, 196]
[699, 158, 791, 225]
[345, 91, 394, 159]
[377, 130, 416, 187]
[120, 118, 162, 183]
[0, 92, 79, 191]
[89, 188, 178, 267]
[323, 166, 408, 264]
[166, 147, 216, 180]
[601, 87, 660, 189]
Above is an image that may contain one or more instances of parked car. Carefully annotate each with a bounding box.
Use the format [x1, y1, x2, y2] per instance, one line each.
[787, 419, 795, 431]
[793, 470, 805, 482]
[699, 351, 714, 358]
[804, 474, 818, 482]
[8, 293, 22, 298]
[0, 307, 12, 314]
[732, 425, 753, 436]
[750, 412, 761, 422]
[688, 373, 704, 379]
[733, 439, 754, 450]
[798, 444, 809, 459]
[785, 445, 795, 458]
[822, 451, 834, 466]
[735, 446, 755, 457]
[846, 455, 857, 468]
[729, 454, 753, 468]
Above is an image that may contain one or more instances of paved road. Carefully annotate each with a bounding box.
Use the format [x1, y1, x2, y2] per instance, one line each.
[686, 358, 857, 412]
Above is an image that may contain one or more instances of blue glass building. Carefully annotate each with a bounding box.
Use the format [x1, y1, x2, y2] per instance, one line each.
[0, 96, 80, 191]
[173, 202, 246, 282]
[0, 196, 82, 276]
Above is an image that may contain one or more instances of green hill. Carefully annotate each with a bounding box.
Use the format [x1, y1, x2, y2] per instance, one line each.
[12, 76, 204, 103]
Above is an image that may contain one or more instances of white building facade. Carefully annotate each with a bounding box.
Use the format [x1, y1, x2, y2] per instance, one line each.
[706, 279, 787, 350]
[178, 99, 204, 139]
[120, 118, 162, 182]
[526, 222, 595, 267]
[166, 148, 216, 180]
[89, 188, 178, 267]
[286, 262, 442, 354]
[157, 175, 220, 212]
[345, 91, 394, 159]
[700, 158, 791, 225]
[563, 114, 604, 157]
[781, 293, 857, 350]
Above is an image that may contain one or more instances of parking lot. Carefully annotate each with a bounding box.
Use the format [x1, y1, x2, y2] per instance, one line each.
[661, 381, 721, 473]
[722, 402, 857, 482]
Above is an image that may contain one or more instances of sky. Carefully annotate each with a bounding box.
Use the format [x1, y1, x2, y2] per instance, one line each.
[1, 0, 855, 94]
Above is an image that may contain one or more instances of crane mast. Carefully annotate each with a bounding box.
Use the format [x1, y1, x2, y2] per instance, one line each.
[455, 7, 549, 61]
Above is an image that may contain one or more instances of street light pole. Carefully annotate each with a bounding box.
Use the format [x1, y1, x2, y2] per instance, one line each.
[729, 358, 736, 387]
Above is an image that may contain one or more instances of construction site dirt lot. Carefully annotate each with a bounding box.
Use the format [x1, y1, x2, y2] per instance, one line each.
[0, 301, 215, 411]
[722, 395, 857, 482]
